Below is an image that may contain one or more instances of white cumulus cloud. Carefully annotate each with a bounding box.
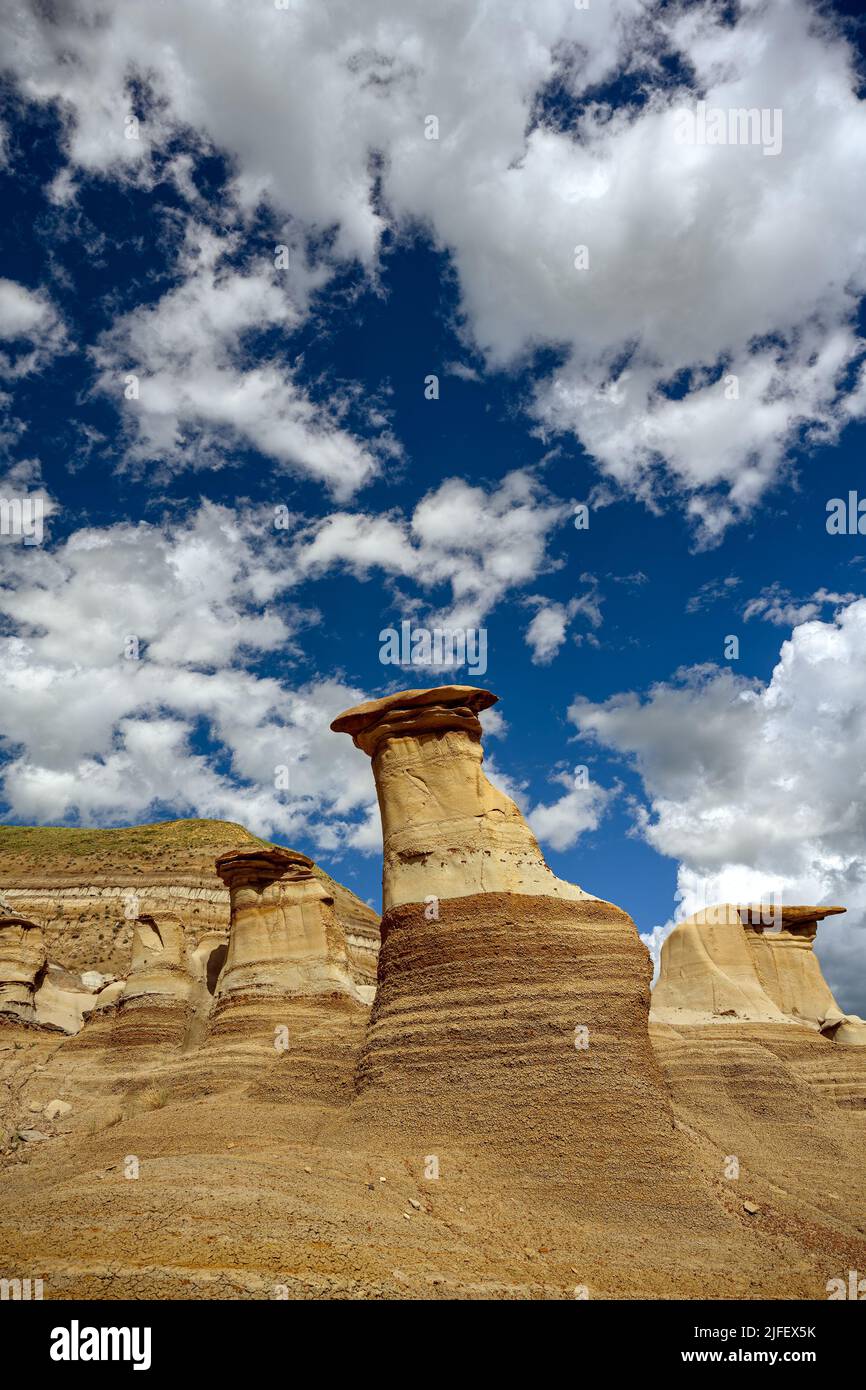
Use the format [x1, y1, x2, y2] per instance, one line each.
[568, 601, 866, 1013]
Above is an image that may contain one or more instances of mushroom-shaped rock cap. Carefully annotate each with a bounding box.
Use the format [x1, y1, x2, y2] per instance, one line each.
[737, 904, 845, 928]
[215, 846, 314, 887]
[331, 685, 498, 756]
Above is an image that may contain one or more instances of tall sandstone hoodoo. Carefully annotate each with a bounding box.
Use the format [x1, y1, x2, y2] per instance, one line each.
[330, 685, 741, 1283]
[205, 846, 371, 1106]
[649, 903, 866, 1260]
[2, 717, 866, 1297]
[333, 685, 591, 911]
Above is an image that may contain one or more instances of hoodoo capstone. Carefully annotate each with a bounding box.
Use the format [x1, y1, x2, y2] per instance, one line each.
[651, 903, 866, 1042]
[331, 685, 593, 911]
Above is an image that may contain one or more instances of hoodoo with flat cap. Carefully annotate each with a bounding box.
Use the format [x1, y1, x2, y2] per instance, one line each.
[329, 685, 736, 1273]
[331, 685, 593, 911]
[211, 847, 361, 1024]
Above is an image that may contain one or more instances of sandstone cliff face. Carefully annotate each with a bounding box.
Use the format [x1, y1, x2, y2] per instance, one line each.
[0, 820, 379, 992]
[0, 914, 45, 1023]
[332, 686, 593, 911]
[650, 903, 866, 1041]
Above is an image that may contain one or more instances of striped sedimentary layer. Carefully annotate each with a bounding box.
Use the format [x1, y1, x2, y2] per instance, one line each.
[345, 892, 728, 1239]
[651, 1021, 866, 1235]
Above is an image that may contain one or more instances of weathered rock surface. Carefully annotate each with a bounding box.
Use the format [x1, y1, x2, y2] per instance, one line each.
[651, 903, 866, 1041]
[0, 914, 46, 1023]
[211, 848, 362, 1031]
[32, 962, 96, 1034]
[330, 685, 765, 1291]
[0, 820, 378, 987]
[112, 913, 194, 1046]
[332, 686, 593, 911]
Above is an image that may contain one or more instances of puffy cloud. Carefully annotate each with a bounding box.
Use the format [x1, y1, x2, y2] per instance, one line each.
[384, 0, 866, 540]
[290, 470, 572, 629]
[3, 0, 863, 534]
[92, 223, 396, 497]
[742, 583, 859, 628]
[528, 768, 617, 852]
[0, 278, 66, 379]
[525, 600, 574, 665]
[567, 601, 866, 1013]
[0, 472, 573, 840]
[0, 500, 374, 841]
[0, 459, 57, 547]
[0, 0, 644, 262]
[523, 577, 604, 664]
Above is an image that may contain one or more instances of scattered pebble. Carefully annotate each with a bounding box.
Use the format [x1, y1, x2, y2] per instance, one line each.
[44, 1099, 72, 1120]
[408, 1198, 421, 1210]
[18, 1129, 49, 1143]
[743, 1201, 760, 1215]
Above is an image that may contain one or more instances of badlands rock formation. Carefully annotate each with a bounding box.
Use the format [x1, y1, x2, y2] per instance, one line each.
[0, 698, 865, 1301]
[332, 686, 591, 910]
[211, 847, 364, 1023]
[0, 820, 379, 988]
[113, 913, 194, 1045]
[330, 686, 752, 1284]
[649, 903, 866, 1277]
[651, 902, 866, 1041]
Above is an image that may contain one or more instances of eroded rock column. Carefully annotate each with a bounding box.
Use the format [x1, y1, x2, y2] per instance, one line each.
[332, 685, 593, 911]
[114, 912, 194, 1045]
[651, 903, 866, 1042]
[330, 686, 724, 1255]
[211, 848, 359, 1026]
